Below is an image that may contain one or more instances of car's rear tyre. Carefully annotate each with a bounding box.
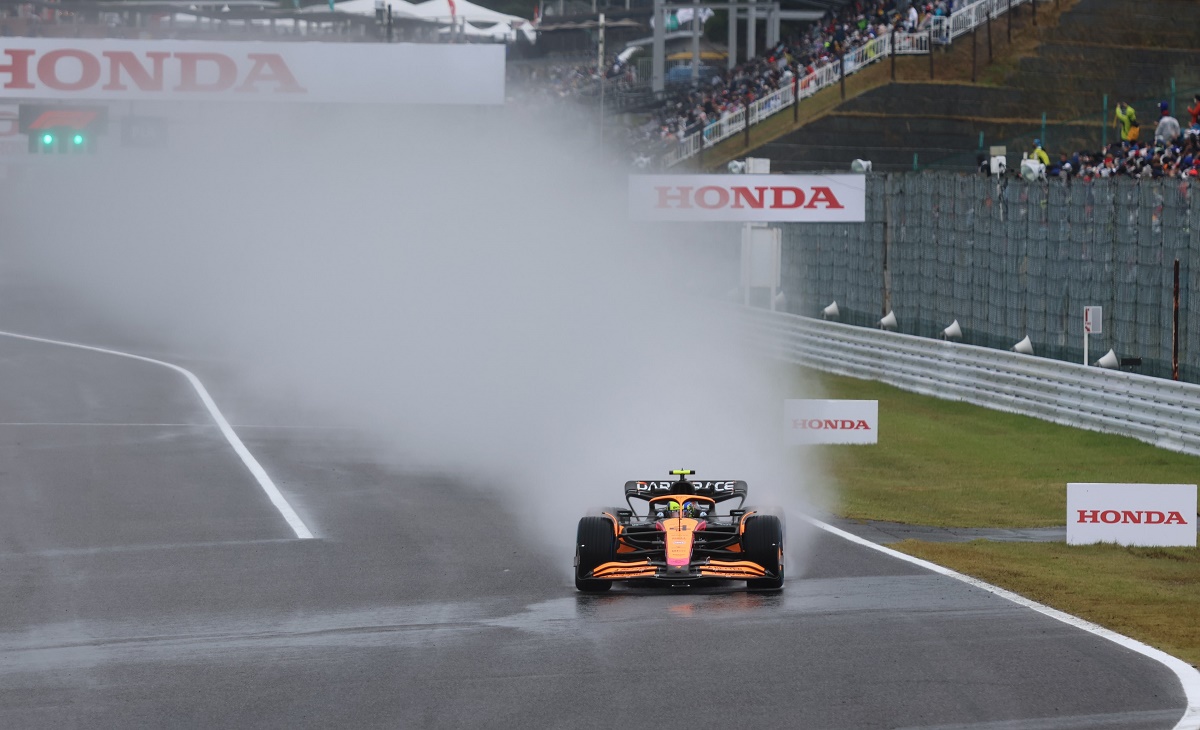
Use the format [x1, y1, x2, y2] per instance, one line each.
[575, 516, 616, 592]
[742, 514, 784, 590]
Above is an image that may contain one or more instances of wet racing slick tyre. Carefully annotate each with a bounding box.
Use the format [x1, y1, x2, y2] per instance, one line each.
[742, 514, 784, 591]
[575, 516, 616, 592]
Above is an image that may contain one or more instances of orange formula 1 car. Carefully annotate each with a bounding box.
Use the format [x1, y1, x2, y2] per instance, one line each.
[574, 470, 784, 592]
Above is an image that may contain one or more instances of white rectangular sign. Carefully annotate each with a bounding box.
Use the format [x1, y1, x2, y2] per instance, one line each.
[0, 39, 504, 104]
[0, 103, 26, 156]
[629, 174, 866, 223]
[741, 225, 780, 289]
[1067, 483, 1196, 547]
[784, 399, 878, 445]
[1084, 306, 1102, 334]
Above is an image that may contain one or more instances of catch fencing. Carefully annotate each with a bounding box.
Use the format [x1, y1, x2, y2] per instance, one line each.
[774, 173, 1200, 383]
[663, 0, 1044, 168]
[744, 308, 1200, 457]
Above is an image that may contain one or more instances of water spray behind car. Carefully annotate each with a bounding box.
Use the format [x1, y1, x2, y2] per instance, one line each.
[0, 100, 829, 587]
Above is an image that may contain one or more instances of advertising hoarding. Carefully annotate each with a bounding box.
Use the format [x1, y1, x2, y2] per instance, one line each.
[629, 174, 867, 223]
[784, 399, 878, 445]
[0, 39, 504, 105]
[1067, 483, 1197, 547]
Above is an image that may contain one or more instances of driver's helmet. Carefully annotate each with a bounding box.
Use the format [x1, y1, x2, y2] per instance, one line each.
[681, 500, 702, 518]
[666, 499, 682, 516]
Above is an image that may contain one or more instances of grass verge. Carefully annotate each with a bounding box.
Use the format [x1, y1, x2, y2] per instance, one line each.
[809, 367, 1199, 668]
[892, 540, 1200, 667]
[813, 370, 1200, 528]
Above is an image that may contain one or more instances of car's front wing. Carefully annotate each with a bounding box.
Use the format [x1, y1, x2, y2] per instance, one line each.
[588, 558, 770, 581]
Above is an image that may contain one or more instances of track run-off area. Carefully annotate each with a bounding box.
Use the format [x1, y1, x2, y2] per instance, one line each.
[0, 314, 1196, 728]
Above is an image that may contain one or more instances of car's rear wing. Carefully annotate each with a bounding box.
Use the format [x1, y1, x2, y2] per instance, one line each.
[624, 480, 748, 503]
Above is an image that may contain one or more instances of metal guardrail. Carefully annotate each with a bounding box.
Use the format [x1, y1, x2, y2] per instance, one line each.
[745, 308, 1200, 457]
[663, 0, 1043, 168]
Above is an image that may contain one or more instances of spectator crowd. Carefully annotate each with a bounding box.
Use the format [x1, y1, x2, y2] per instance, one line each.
[520, 0, 1200, 184]
[1011, 96, 1200, 182]
[519, 0, 948, 161]
[631, 0, 946, 158]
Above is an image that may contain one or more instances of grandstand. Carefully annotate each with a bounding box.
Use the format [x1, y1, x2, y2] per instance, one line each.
[747, 0, 1199, 172]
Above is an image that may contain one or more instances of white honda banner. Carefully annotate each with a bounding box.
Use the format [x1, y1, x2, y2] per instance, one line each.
[784, 399, 878, 445]
[1067, 483, 1197, 547]
[629, 174, 866, 223]
[0, 39, 504, 104]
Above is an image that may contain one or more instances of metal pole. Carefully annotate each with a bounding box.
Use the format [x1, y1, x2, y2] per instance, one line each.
[840, 52, 846, 100]
[1032, 0, 1037, 26]
[691, 10, 700, 85]
[743, 92, 751, 148]
[986, 7, 992, 63]
[727, 7, 737, 69]
[883, 174, 892, 316]
[386, 4, 392, 42]
[1041, 111, 1046, 148]
[652, 0, 664, 93]
[1102, 94, 1108, 148]
[746, 0, 756, 61]
[890, 27, 896, 81]
[598, 13, 606, 144]
[1007, 0, 1012, 43]
[1171, 77, 1177, 117]
[793, 72, 799, 122]
[972, 26, 977, 83]
[1174, 258, 1181, 381]
[928, 27, 934, 80]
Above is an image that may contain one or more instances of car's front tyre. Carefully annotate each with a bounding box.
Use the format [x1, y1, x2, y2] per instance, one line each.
[575, 516, 616, 592]
[742, 514, 784, 591]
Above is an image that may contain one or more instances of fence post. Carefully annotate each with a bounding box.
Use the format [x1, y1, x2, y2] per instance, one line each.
[1032, 0, 1037, 26]
[928, 27, 934, 80]
[1007, 0, 1012, 44]
[793, 73, 799, 123]
[891, 28, 897, 81]
[987, 7, 992, 63]
[744, 93, 751, 149]
[1174, 258, 1181, 381]
[1102, 94, 1108, 149]
[1171, 77, 1177, 116]
[840, 52, 846, 100]
[1041, 111, 1046, 149]
[883, 174, 893, 317]
[972, 26, 977, 83]
[913, 152, 919, 171]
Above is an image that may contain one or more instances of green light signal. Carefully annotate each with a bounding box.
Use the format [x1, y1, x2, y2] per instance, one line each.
[41, 133, 54, 145]
[72, 133, 84, 145]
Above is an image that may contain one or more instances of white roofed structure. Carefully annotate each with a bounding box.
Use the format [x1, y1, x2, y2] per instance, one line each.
[410, 0, 525, 25]
[299, 0, 422, 19]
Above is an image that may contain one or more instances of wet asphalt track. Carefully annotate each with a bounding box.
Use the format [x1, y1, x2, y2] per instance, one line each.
[0, 277, 1190, 730]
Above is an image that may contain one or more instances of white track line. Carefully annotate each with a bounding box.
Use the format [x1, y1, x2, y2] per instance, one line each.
[0, 330, 314, 540]
[807, 516, 1200, 730]
[0, 422, 351, 430]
